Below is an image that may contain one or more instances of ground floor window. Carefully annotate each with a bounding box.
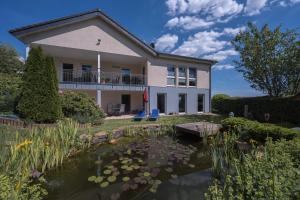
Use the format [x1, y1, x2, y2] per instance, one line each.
[157, 93, 166, 113]
[178, 94, 186, 113]
[197, 94, 204, 112]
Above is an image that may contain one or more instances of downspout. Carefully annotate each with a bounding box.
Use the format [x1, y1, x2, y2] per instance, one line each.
[209, 66, 212, 113]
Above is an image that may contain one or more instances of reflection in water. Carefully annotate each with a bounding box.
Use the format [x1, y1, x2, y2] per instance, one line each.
[46, 135, 212, 200]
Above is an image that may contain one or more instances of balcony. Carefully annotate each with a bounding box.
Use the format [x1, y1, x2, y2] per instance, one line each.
[61, 70, 146, 86]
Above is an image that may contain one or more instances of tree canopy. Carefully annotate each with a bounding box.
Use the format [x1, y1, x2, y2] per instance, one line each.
[232, 23, 300, 97]
[0, 43, 24, 74]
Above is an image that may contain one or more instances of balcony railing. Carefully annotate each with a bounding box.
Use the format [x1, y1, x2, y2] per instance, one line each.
[62, 70, 146, 86]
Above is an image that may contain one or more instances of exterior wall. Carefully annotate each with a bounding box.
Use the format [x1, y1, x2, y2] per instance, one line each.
[149, 86, 210, 114]
[147, 58, 210, 89]
[101, 91, 143, 113]
[60, 89, 97, 100]
[22, 18, 148, 58]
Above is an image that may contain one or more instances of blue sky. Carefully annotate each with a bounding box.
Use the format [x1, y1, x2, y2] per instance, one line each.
[1, 0, 300, 96]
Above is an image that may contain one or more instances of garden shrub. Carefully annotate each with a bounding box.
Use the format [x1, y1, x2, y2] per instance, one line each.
[222, 117, 300, 142]
[211, 94, 231, 113]
[205, 139, 300, 200]
[60, 91, 105, 125]
[215, 96, 300, 125]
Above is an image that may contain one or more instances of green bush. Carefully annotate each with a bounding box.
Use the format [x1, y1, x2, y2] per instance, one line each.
[17, 47, 62, 123]
[205, 139, 300, 199]
[215, 96, 300, 125]
[60, 91, 105, 125]
[222, 117, 300, 142]
[211, 94, 231, 113]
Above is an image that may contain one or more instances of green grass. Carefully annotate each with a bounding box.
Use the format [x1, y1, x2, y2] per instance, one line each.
[86, 114, 225, 134]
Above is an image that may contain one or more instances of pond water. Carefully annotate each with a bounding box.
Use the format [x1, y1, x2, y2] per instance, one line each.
[45, 134, 212, 200]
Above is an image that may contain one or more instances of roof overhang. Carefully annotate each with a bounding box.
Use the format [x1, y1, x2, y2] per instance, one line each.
[9, 8, 217, 66]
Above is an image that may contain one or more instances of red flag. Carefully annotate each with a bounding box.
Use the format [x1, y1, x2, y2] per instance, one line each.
[143, 88, 148, 102]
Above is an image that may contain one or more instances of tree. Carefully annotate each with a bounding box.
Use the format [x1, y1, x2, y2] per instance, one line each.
[232, 23, 300, 97]
[0, 43, 24, 74]
[17, 47, 62, 123]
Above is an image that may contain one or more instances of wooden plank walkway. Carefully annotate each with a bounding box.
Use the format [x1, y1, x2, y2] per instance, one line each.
[175, 122, 222, 137]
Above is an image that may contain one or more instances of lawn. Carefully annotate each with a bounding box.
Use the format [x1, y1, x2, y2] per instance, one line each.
[86, 114, 225, 134]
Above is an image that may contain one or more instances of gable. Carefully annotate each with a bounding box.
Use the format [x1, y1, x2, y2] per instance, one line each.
[21, 18, 149, 58]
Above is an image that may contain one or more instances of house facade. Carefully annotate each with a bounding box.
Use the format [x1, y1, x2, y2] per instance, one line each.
[10, 9, 216, 115]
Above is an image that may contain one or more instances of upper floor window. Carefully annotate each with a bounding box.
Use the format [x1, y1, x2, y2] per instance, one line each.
[189, 68, 197, 87]
[62, 63, 73, 82]
[82, 65, 92, 72]
[167, 65, 176, 86]
[178, 67, 187, 86]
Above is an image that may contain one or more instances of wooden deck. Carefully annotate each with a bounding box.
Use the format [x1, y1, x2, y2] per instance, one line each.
[175, 122, 222, 137]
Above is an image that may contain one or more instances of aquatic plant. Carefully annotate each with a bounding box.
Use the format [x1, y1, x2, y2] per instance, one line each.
[205, 139, 300, 199]
[0, 119, 91, 199]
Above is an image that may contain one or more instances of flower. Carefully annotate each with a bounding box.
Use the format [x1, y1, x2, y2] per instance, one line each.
[16, 139, 33, 150]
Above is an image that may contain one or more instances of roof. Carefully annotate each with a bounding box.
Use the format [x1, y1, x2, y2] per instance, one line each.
[9, 9, 216, 65]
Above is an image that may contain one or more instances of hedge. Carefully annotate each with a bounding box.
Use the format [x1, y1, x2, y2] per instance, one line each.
[222, 117, 300, 142]
[214, 96, 300, 125]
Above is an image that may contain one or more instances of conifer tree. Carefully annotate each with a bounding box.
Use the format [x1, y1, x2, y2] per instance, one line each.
[18, 47, 62, 123]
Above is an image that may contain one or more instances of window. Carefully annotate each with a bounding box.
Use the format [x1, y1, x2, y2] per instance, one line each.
[178, 94, 186, 113]
[82, 65, 92, 82]
[198, 94, 204, 112]
[167, 65, 176, 86]
[189, 68, 197, 86]
[82, 65, 92, 72]
[122, 69, 131, 84]
[178, 67, 187, 86]
[62, 63, 73, 82]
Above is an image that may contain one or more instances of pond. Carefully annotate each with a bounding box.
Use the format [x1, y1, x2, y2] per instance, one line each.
[45, 134, 212, 200]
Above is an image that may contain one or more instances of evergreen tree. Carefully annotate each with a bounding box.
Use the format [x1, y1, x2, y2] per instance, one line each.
[17, 47, 62, 123]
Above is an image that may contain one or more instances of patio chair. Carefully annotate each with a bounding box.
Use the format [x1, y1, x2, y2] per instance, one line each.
[133, 111, 145, 121]
[117, 104, 125, 115]
[149, 109, 159, 121]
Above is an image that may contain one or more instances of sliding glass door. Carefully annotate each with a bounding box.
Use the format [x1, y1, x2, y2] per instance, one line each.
[178, 94, 186, 113]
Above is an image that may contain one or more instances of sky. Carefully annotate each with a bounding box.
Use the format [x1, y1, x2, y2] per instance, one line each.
[1, 0, 300, 97]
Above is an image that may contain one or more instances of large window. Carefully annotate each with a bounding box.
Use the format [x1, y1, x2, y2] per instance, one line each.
[82, 65, 92, 82]
[178, 94, 186, 113]
[189, 68, 197, 86]
[167, 65, 176, 86]
[198, 94, 204, 112]
[62, 63, 73, 82]
[178, 67, 187, 86]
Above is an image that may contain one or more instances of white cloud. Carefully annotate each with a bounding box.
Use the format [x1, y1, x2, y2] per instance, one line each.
[166, 16, 215, 30]
[223, 26, 246, 36]
[203, 49, 239, 61]
[172, 31, 227, 57]
[165, 0, 244, 19]
[244, 0, 268, 16]
[155, 34, 179, 52]
[213, 64, 235, 70]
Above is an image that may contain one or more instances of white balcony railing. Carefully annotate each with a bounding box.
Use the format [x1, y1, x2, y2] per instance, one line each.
[61, 70, 146, 86]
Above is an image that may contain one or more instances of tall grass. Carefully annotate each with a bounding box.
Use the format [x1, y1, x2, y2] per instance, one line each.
[0, 119, 91, 198]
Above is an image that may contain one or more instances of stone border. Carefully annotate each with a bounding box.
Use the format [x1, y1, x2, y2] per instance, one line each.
[89, 124, 170, 144]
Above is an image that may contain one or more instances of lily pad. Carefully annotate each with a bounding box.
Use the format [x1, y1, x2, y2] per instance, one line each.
[110, 193, 120, 200]
[104, 170, 112, 175]
[165, 167, 173, 173]
[188, 164, 195, 168]
[95, 176, 104, 183]
[88, 176, 96, 182]
[107, 176, 117, 183]
[122, 177, 130, 182]
[143, 172, 151, 177]
[171, 174, 178, 179]
[100, 181, 109, 188]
